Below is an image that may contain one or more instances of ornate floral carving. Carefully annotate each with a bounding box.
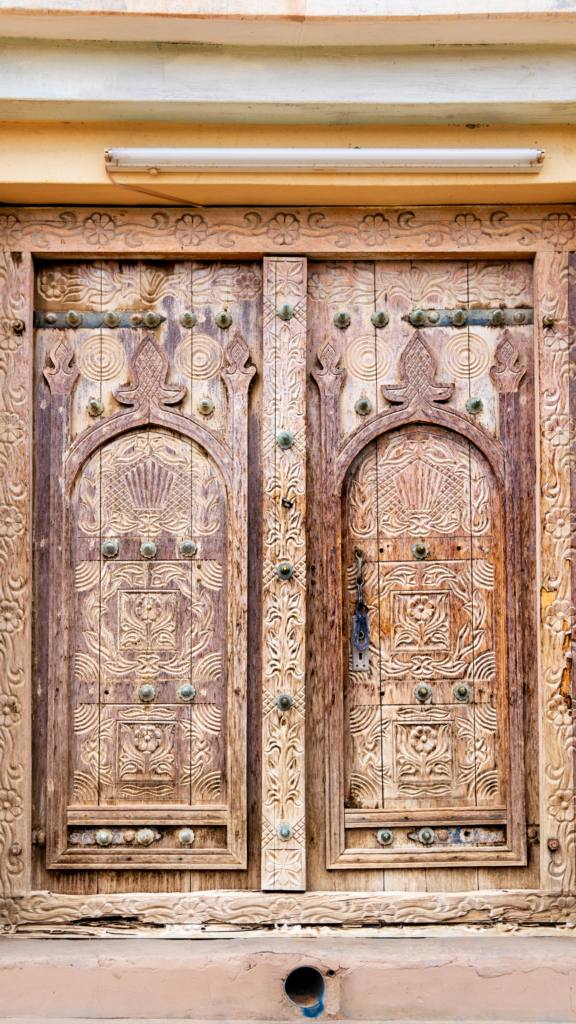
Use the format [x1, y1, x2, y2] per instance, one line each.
[381, 333, 454, 408]
[43, 332, 79, 395]
[490, 331, 527, 393]
[114, 333, 186, 412]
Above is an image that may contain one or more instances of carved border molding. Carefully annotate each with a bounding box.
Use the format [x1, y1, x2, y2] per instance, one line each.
[2, 206, 576, 256]
[2, 889, 576, 929]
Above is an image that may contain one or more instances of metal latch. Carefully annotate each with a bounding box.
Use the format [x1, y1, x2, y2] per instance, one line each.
[352, 547, 370, 672]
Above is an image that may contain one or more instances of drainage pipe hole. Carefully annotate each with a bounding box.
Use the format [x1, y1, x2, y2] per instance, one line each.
[285, 966, 326, 1013]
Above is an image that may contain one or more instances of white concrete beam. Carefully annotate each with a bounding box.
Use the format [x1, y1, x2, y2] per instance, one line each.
[1, 39, 576, 123]
[2, 0, 576, 45]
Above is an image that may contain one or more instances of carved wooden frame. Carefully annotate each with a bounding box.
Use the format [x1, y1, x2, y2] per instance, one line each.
[0, 204, 573, 924]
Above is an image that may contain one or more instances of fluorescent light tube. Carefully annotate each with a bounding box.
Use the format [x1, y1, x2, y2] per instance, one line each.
[105, 147, 545, 174]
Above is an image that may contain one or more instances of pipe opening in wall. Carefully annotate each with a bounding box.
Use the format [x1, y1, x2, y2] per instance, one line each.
[285, 967, 326, 1015]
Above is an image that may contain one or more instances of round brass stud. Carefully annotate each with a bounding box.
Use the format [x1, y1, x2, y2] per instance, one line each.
[412, 542, 429, 560]
[129, 313, 143, 327]
[415, 683, 432, 703]
[428, 311, 440, 324]
[123, 830, 136, 843]
[138, 683, 156, 703]
[409, 309, 426, 326]
[136, 828, 155, 846]
[180, 311, 197, 329]
[276, 693, 294, 711]
[102, 311, 121, 328]
[215, 310, 232, 329]
[548, 837, 560, 852]
[197, 397, 215, 416]
[87, 398, 104, 417]
[355, 397, 372, 416]
[376, 828, 394, 846]
[466, 397, 483, 415]
[333, 311, 351, 329]
[101, 539, 118, 558]
[277, 823, 293, 841]
[143, 311, 161, 328]
[513, 311, 526, 324]
[276, 561, 294, 581]
[140, 541, 157, 559]
[488, 309, 505, 326]
[371, 310, 389, 329]
[65, 310, 83, 328]
[418, 827, 435, 845]
[543, 313, 555, 327]
[45, 313, 58, 326]
[436, 829, 450, 842]
[450, 309, 467, 326]
[11, 319, 25, 333]
[9, 842, 23, 856]
[178, 828, 195, 845]
[178, 683, 196, 702]
[180, 540, 197, 557]
[95, 828, 113, 847]
[277, 430, 294, 449]
[277, 303, 294, 321]
[454, 683, 470, 702]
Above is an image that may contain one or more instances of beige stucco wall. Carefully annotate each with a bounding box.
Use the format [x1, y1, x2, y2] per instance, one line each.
[2, 121, 575, 206]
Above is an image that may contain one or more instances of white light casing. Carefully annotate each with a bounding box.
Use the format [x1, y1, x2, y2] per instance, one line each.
[105, 147, 545, 174]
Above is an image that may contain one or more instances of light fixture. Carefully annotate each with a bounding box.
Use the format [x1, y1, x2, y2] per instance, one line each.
[105, 147, 545, 174]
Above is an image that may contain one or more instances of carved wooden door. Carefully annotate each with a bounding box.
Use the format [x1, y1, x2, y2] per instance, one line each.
[310, 259, 534, 872]
[36, 260, 257, 875]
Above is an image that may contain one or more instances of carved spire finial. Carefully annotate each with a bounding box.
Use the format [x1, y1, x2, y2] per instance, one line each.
[114, 333, 186, 412]
[220, 332, 256, 395]
[381, 332, 454, 409]
[43, 332, 79, 395]
[311, 336, 347, 397]
[490, 331, 526, 393]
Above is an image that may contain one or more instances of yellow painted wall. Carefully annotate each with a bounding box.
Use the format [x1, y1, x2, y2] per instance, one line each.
[1, 121, 575, 206]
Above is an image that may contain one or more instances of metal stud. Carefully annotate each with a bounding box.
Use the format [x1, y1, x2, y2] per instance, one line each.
[180, 540, 197, 557]
[215, 310, 232, 329]
[11, 319, 25, 333]
[277, 303, 294, 320]
[466, 397, 483, 415]
[277, 430, 294, 449]
[180, 311, 197, 328]
[178, 683, 196, 702]
[449, 309, 468, 326]
[197, 397, 215, 416]
[129, 313, 143, 327]
[101, 539, 118, 558]
[543, 313, 555, 327]
[102, 311, 121, 328]
[45, 312, 58, 326]
[123, 830, 136, 843]
[409, 310, 426, 326]
[488, 309, 505, 325]
[412, 542, 429, 560]
[136, 828, 155, 846]
[355, 397, 372, 416]
[276, 693, 294, 711]
[87, 398, 104, 417]
[143, 311, 161, 328]
[276, 561, 294, 581]
[415, 683, 432, 703]
[371, 310, 389, 329]
[333, 311, 351, 329]
[428, 311, 440, 324]
[65, 310, 83, 328]
[513, 311, 526, 324]
[140, 541, 157, 559]
[548, 837, 560, 852]
[453, 683, 470, 702]
[277, 823, 293, 841]
[178, 828, 195, 845]
[95, 828, 113, 847]
[139, 683, 156, 703]
[376, 828, 394, 846]
[436, 829, 450, 842]
[418, 827, 435, 845]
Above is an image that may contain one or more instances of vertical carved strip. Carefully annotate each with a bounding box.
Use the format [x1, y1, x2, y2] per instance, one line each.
[261, 258, 307, 891]
[221, 332, 255, 869]
[0, 251, 32, 894]
[536, 251, 575, 890]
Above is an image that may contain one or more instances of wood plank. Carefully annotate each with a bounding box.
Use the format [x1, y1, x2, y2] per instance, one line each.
[260, 258, 307, 891]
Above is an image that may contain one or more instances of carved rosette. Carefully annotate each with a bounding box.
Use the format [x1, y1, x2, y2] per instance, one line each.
[538, 251, 575, 891]
[0, 252, 31, 894]
[261, 258, 307, 891]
